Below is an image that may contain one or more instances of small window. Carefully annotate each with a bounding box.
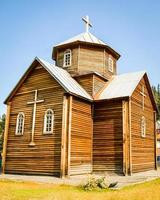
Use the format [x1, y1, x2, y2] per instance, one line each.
[63, 49, 72, 67]
[157, 140, 160, 148]
[15, 112, 25, 135]
[43, 109, 54, 134]
[108, 55, 114, 72]
[141, 116, 146, 138]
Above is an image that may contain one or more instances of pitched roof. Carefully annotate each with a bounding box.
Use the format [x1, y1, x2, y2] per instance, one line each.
[95, 71, 146, 100]
[55, 32, 106, 47]
[4, 57, 92, 104]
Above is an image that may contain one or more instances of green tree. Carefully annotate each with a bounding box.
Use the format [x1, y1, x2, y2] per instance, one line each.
[0, 114, 6, 153]
[152, 85, 160, 120]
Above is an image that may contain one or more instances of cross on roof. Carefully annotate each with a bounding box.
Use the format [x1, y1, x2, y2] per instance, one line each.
[140, 85, 146, 110]
[82, 15, 92, 33]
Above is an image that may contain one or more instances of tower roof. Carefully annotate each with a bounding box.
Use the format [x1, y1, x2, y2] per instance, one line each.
[55, 32, 106, 47]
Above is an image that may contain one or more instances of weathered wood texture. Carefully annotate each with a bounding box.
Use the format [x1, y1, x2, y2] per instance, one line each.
[93, 100, 123, 173]
[131, 78, 155, 173]
[75, 74, 94, 96]
[56, 47, 78, 75]
[5, 64, 65, 176]
[93, 75, 107, 96]
[55, 44, 117, 79]
[75, 74, 107, 97]
[122, 100, 129, 175]
[70, 97, 92, 175]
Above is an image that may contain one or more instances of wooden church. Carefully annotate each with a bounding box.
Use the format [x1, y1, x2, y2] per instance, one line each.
[2, 16, 158, 177]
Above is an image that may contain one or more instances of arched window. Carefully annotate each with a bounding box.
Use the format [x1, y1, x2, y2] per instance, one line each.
[63, 49, 72, 67]
[43, 109, 54, 134]
[108, 55, 114, 72]
[141, 116, 146, 137]
[15, 112, 25, 135]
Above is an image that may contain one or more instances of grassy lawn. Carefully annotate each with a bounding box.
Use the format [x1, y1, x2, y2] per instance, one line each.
[0, 178, 160, 200]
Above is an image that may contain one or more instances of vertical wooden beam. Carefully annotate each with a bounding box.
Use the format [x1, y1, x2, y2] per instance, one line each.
[2, 102, 11, 174]
[60, 95, 68, 178]
[122, 100, 128, 175]
[91, 103, 94, 174]
[77, 45, 80, 73]
[67, 96, 73, 177]
[103, 49, 106, 76]
[154, 111, 157, 170]
[128, 98, 132, 175]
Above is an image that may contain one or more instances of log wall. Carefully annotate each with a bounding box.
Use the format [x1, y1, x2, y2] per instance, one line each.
[93, 100, 123, 173]
[131, 77, 155, 173]
[5, 64, 65, 176]
[70, 97, 92, 175]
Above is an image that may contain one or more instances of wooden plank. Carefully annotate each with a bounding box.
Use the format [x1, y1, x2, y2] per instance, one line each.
[122, 100, 128, 175]
[129, 98, 132, 175]
[154, 111, 157, 170]
[67, 96, 73, 177]
[60, 95, 68, 178]
[2, 102, 11, 174]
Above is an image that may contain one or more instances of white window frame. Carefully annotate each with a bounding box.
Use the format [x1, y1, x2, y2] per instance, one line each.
[43, 109, 54, 134]
[15, 112, 25, 136]
[63, 49, 72, 67]
[141, 116, 146, 138]
[108, 55, 114, 73]
[157, 140, 160, 149]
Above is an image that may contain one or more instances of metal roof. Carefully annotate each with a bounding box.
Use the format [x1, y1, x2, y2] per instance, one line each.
[35, 58, 93, 101]
[55, 32, 106, 47]
[96, 71, 146, 100]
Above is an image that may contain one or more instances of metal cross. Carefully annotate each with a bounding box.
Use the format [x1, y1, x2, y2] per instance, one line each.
[27, 90, 44, 146]
[140, 85, 146, 110]
[82, 15, 92, 33]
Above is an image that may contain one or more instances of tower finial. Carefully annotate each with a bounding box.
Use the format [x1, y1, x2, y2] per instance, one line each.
[82, 15, 92, 33]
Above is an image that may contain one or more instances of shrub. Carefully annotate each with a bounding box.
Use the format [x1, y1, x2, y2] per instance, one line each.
[83, 176, 108, 191]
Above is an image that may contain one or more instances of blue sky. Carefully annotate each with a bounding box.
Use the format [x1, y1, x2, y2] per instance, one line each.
[0, 0, 160, 115]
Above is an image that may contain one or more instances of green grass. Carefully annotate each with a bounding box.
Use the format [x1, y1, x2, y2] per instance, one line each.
[0, 178, 160, 200]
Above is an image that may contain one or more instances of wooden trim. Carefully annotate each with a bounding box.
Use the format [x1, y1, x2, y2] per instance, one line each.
[103, 49, 105, 75]
[91, 103, 94, 173]
[2, 102, 11, 174]
[129, 98, 132, 175]
[122, 101, 128, 175]
[67, 96, 73, 177]
[154, 111, 157, 170]
[77, 45, 80, 72]
[60, 96, 69, 178]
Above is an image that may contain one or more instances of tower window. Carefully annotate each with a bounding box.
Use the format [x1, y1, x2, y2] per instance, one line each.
[108, 55, 114, 72]
[15, 112, 25, 135]
[63, 49, 72, 67]
[141, 116, 146, 138]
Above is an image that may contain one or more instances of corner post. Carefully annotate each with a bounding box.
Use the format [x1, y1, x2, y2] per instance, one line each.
[60, 96, 68, 178]
[67, 96, 73, 177]
[128, 98, 132, 175]
[122, 100, 128, 175]
[154, 111, 157, 170]
[2, 102, 11, 174]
